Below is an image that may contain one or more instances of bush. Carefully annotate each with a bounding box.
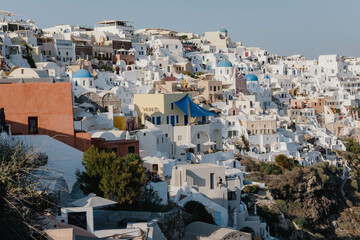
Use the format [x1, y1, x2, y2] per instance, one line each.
[275, 154, 291, 169]
[260, 162, 282, 175]
[182, 70, 191, 76]
[346, 138, 360, 154]
[184, 201, 215, 225]
[275, 200, 288, 215]
[242, 185, 259, 194]
[351, 180, 359, 190]
[294, 215, 308, 229]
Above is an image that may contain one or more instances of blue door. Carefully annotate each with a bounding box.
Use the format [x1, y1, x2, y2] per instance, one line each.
[171, 116, 175, 126]
[156, 116, 161, 125]
[151, 117, 155, 124]
[214, 211, 221, 226]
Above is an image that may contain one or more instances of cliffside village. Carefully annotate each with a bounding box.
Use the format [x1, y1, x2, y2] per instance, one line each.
[0, 10, 358, 240]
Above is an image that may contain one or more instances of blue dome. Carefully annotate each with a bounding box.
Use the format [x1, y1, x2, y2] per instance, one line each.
[217, 60, 232, 68]
[73, 69, 93, 78]
[219, 27, 228, 33]
[244, 74, 258, 82]
[264, 75, 270, 79]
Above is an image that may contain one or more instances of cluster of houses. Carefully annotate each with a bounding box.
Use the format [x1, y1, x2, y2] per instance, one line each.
[0, 9, 357, 240]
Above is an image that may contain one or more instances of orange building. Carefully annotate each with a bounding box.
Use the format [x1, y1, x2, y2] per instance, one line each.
[0, 81, 91, 151]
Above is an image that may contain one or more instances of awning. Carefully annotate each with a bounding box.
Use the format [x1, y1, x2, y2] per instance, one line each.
[174, 94, 218, 118]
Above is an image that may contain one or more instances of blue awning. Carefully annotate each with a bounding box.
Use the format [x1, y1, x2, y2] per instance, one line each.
[174, 94, 218, 117]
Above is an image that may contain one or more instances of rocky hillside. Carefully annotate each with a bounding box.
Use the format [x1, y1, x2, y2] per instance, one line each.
[240, 153, 360, 240]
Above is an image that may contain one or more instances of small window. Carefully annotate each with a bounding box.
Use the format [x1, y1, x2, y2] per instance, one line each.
[210, 173, 214, 189]
[28, 117, 38, 134]
[128, 146, 135, 153]
[171, 103, 174, 110]
[197, 133, 200, 139]
[90, 80, 92, 86]
[176, 115, 179, 124]
[83, 80, 85, 86]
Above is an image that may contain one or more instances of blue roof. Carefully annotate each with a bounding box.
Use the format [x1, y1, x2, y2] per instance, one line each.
[73, 69, 93, 78]
[217, 60, 232, 68]
[244, 74, 258, 82]
[219, 27, 228, 33]
[264, 75, 270, 79]
[174, 94, 218, 118]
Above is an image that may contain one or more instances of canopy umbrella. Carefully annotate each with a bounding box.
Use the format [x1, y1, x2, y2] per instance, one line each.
[180, 142, 196, 149]
[203, 141, 216, 146]
[174, 94, 218, 118]
[69, 193, 117, 208]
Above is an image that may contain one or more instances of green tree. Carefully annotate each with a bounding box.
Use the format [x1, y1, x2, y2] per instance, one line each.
[0, 141, 52, 239]
[23, 43, 36, 68]
[77, 146, 147, 204]
[275, 154, 291, 169]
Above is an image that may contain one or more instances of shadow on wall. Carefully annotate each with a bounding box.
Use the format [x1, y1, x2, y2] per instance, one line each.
[7, 120, 91, 152]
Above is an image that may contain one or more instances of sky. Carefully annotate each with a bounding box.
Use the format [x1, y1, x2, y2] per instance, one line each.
[4, 0, 360, 59]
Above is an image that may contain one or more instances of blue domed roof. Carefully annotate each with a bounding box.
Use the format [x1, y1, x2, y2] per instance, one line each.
[217, 60, 232, 68]
[244, 74, 258, 82]
[264, 75, 270, 79]
[73, 69, 93, 78]
[219, 27, 228, 33]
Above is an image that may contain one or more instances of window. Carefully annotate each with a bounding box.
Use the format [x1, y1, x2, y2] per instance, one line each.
[90, 80, 92, 86]
[175, 45, 178, 49]
[83, 80, 85, 86]
[21, 69, 24, 74]
[210, 173, 214, 189]
[66, 52, 69, 56]
[176, 115, 179, 124]
[128, 146, 135, 153]
[28, 117, 38, 134]
[197, 133, 200, 139]
[156, 116, 161, 125]
[166, 116, 169, 124]
[58, 51, 61, 55]
[75, 81, 78, 86]
[171, 103, 174, 110]
[228, 191, 237, 200]
[152, 117, 155, 123]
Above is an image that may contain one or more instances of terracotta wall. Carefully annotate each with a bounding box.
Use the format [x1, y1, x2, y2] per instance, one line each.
[0, 82, 91, 151]
[91, 138, 139, 157]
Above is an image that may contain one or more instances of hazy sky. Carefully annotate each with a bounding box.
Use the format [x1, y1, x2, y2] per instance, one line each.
[4, 0, 360, 59]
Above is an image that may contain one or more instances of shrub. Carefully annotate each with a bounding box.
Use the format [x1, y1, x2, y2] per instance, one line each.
[346, 138, 360, 154]
[275, 154, 291, 169]
[351, 180, 359, 190]
[294, 215, 308, 229]
[184, 201, 215, 225]
[260, 162, 282, 175]
[242, 185, 259, 194]
[275, 199, 288, 215]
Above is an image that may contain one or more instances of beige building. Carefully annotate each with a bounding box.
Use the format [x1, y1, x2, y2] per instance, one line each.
[240, 115, 277, 135]
[198, 78, 223, 103]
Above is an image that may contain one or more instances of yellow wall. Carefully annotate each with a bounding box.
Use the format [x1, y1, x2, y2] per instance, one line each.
[114, 116, 126, 130]
[135, 93, 199, 126]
